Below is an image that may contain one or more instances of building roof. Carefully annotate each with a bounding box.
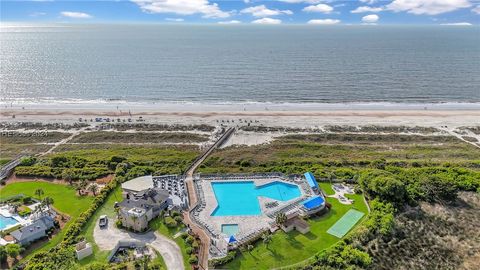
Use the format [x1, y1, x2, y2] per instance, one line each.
[119, 188, 169, 212]
[10, 216, 54, 242]
[303, 196, 325, 210]
[121, 175, 154, 192]
[304, 172, 319, 189]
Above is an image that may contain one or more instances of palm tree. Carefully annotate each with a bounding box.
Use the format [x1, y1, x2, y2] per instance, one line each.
[275, 213, 287, 227]
[34, 188, 44, 200]
[74, 183, 82, 196]
[42, 197, 54, 210]
[62, 169, 74, 186]
[87, 184, 98, 196]
[11, 202, 21, 214]
[262, 233, 272, 249]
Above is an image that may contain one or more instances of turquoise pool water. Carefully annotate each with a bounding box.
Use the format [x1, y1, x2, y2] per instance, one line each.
[0, 215, 19, 230]
[221, 224, 239, 236]
[211, 181, 301, 216]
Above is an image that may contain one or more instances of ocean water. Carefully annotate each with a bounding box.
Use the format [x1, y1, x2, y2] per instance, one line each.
[1, 24, 479, 105]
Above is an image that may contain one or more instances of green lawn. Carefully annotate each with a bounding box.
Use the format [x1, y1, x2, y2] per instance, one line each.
[78, 186, 123, 266]
[0, 181, 94, 258]
[222, 184, 368, 270]
[150, 218, 190, 269]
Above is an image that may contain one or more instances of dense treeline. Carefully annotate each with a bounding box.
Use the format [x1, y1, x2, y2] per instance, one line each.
[14, 146, 199, 181]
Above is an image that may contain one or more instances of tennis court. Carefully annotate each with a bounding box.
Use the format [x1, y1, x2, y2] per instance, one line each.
[327, 209, 365, 238]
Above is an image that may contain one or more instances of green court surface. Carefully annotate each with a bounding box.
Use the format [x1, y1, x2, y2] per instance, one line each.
[327, 209, 365, 238]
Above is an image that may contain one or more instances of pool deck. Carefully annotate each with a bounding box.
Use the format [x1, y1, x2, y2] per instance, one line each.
[0, 206, 28, 232]
[195, 177, 310, 250]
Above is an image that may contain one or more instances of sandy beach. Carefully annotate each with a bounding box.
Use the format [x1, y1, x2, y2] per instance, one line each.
[1, 102, 480, 129]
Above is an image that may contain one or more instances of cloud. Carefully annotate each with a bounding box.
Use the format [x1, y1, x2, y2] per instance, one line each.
[360, 0, 377, 4]
[386, 0, 471, 15]
[60, 11, 92, 19]
[251, 18, 282, 24]
[351, 6, 383, 13]
[440, 22, 472, 25]
[362, 14, 379, 23]
[307, 19, 340, 25]
[303, 4, 334, 13]
[165, 17, 184, 21]
[218, 20, 241, 24]
[472, 5, 480, 14]
[279, 0, 323, 3]
[131, 0, 230, 18]
[241, 5, 293, 17]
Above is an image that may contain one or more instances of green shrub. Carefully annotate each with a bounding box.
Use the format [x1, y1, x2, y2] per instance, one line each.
[185, 235, 195, 245]
[188, 254, 198, 264]
[209, 251, 237, 267]
[186, 247, 194, 254]
[164, 217, 177, 228]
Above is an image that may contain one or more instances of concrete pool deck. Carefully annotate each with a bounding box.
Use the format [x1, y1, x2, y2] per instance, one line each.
[195, 177, 311, 243]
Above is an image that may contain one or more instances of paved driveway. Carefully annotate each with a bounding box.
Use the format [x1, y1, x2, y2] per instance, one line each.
[93, 217, 184, 270]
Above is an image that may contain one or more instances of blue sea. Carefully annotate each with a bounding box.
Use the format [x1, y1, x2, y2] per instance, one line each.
[1, 24, 479, 105]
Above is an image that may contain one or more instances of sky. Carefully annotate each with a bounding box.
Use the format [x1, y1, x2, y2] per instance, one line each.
[1, 0, 480, 25]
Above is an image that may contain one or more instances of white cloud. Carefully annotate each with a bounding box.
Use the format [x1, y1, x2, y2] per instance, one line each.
[440, 22, 472, 25]
[472, 5, 480, 14]
[360, 0, 377, 4]
[251, 18, 282, 24]
[279, 0, 323, 3]
[351, 6, 383, 13]
[303, 4, 334, 13]
[165, 17, 184, 21]
[386, 0, 471, 15]
[241, 5, 293, 17]
[362, 14, 379, 23]
[131, 0, 230, 18]
[307, 19, 340, 25]
[60, 11, 92, 19]
[218, 20, 241, 24]
[243, 0, 250, 3]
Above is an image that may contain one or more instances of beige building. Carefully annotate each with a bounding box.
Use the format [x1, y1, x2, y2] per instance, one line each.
[118, 188, 169, 231]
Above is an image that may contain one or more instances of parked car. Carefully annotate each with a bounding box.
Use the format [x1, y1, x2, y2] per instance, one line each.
[99, 215, 108, 228]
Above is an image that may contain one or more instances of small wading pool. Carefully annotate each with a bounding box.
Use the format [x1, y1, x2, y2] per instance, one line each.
[0, 214, 19, 231]
[221, 224, 239, 236]
[211, 181, 301, 216]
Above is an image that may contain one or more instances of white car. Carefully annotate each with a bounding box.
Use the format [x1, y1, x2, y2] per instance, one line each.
[99, 215, 108, 228]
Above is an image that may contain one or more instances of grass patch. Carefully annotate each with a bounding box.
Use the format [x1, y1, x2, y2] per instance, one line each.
[222, 188, 368, 269]
[150, 218, 190, 269]
[0, 181, 94, 258]
[78, 186, 123, 266]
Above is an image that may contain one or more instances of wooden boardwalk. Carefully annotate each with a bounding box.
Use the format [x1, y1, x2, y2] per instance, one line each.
[183, 127, 234, 270]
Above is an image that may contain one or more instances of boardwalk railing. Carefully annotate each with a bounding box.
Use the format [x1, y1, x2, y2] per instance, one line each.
[184, 127, 235, 176]
[0, 156, 26, 181]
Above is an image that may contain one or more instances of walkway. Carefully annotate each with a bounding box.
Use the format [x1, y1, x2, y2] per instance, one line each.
[93, 217, 184, 270]
[183, 127, 235, 270]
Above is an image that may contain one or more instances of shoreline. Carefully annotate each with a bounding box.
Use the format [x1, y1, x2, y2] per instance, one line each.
[2, 101, 480, 112]
[1, 102, 479, 131]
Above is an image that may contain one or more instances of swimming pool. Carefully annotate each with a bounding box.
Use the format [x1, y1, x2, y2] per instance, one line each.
[0, 214, 19, 231]
[211, 181, 301, 216]
[221, 224, 239, 236]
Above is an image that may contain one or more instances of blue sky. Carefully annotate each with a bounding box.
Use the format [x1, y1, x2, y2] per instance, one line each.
[1, 0, 480, 25]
